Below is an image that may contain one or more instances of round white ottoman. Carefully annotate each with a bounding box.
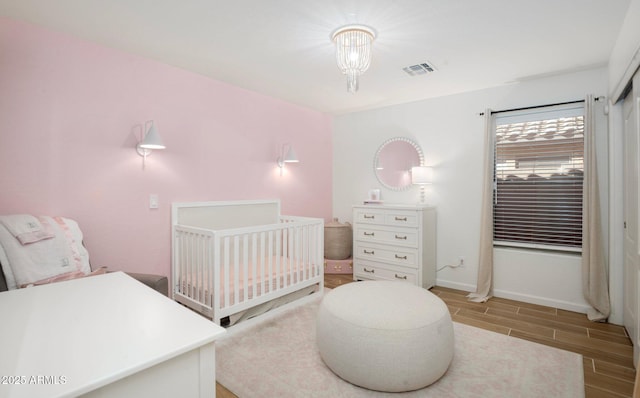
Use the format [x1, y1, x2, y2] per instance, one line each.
[316, 281, 454, 392]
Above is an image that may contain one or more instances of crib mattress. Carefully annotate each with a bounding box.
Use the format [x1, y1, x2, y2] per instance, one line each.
[177, 257, 320, 315]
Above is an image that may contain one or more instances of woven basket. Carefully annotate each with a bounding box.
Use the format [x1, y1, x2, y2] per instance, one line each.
[324, 218, 352, 260]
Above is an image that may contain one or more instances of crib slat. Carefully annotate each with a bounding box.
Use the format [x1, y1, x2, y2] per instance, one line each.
[242, 234, 248, 303]
[205, 235, 210, 307]
[297, 226, 303, 282]
[176, 232, 182, 296]
[301, 225, 307, 281]
[268, 230, 274, 294]
[252, 232, 258, 298]
[224, 237, 230, 309]
[234, 235, 240, 305]
[259, 232, 266, 295]
[284, 227, 289, 288]
[178, 232, 184, 296]
[293, 225, 298, 284]
[307, 225, 312, 280]
[209, 234, 216, 309]
[192, 233, 198, 303]
[306, 224, 311, 279]
[197, 234, 203, 304]
[276, 230, 282, 290]
[296, 225, 301, 282]
[290, 225, 296, 285]
[201, 234, 206, 304]
[187, 232, 194, 298]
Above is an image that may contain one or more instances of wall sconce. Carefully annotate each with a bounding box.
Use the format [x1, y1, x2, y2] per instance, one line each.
[277, 144, 299, 176]
[411, 166, 433, 203]
[135, 120, 165, 169]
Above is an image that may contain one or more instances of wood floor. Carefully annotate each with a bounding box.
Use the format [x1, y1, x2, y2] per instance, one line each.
[217, 274, 636, 398]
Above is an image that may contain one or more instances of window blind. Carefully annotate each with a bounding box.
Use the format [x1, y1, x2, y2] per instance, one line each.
[493, 105, 584, 251]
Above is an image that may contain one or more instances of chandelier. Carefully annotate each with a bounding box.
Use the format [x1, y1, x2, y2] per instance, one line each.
[331, 25, 376, 94]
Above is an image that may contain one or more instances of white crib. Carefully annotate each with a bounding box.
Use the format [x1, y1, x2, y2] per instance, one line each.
[171, 200, 324, 326]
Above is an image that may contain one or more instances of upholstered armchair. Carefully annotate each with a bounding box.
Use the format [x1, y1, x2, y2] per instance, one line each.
[0, 215, 167, 296]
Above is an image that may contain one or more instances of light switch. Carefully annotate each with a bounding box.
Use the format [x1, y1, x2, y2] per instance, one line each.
[150, 194, 159, 209]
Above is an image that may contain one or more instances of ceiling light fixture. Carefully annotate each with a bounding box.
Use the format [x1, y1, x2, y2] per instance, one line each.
[331, 25, 376, 94]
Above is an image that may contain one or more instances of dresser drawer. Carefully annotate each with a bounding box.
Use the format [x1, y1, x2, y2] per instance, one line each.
[355, 208, 419, 227]
[353, 242, 418, 268]
[354, 261, 417, 284]
[354, 208, 386, 224]
[354, 225, 418, 247]
[384, 209, 419, 227]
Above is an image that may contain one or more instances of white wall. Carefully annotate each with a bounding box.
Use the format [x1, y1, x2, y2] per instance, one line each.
[333, 67, 609, 314]
[609, 0, 640, 101]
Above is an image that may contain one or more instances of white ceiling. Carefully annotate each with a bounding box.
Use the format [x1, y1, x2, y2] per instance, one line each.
[0, 0, 631, 115]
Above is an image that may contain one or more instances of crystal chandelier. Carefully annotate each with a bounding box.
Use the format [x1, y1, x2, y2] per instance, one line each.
[331, 25, 376, 94]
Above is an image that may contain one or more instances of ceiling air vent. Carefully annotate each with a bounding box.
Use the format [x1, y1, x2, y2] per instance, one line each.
[403, 62, 437, 77]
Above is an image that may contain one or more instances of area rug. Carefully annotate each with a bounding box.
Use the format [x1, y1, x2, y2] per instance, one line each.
[216, 293, 584, 397]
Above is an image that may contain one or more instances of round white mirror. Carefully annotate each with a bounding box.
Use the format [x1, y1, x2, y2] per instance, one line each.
[374, 137, 424, 191]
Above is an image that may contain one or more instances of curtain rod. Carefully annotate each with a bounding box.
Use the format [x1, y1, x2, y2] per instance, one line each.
[478, 98, 602, 116]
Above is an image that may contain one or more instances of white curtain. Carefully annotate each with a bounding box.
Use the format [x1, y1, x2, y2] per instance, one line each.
[468, 109, 494, 303]
[582, 95, 611, 321]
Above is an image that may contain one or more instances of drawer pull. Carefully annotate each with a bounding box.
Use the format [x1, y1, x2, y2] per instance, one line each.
[364, 215, 375, 219]
[364, 232, 375, 236]
[395, 274, 408, 280]
[395, 216, 408, 221]
[395, 235, 407, 240]
[364, 268, 375, 274]
[364, 250, 375, 255]
[395, 254, 408, 260]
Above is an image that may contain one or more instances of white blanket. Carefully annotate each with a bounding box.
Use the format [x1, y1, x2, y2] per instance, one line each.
[0, 216, 91, 289]
[0, 214, 54, 245]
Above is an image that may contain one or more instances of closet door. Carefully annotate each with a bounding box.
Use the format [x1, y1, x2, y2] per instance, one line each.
[623, 71, 640, 366]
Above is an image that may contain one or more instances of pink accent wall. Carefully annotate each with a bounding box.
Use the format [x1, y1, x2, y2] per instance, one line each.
[0, 17, 332, 277]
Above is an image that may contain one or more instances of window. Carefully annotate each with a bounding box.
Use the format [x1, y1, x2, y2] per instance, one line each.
[493, 103, 584, 252]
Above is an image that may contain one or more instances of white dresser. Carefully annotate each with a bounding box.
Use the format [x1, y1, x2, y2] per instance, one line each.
[0, 272, 225, 398]
[352, 204, 436, 288]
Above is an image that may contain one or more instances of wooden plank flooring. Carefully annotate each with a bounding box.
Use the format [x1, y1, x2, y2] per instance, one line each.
[217, 274, 636, 397]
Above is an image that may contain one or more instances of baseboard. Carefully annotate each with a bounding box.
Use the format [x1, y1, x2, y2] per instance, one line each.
[491, 289, 589, 314]
[434, 279, 476, 293]
[435, 278, 590, 314]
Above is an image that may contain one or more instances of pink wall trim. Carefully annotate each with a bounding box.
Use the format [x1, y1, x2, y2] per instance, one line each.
[0, 17, 332, 277]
